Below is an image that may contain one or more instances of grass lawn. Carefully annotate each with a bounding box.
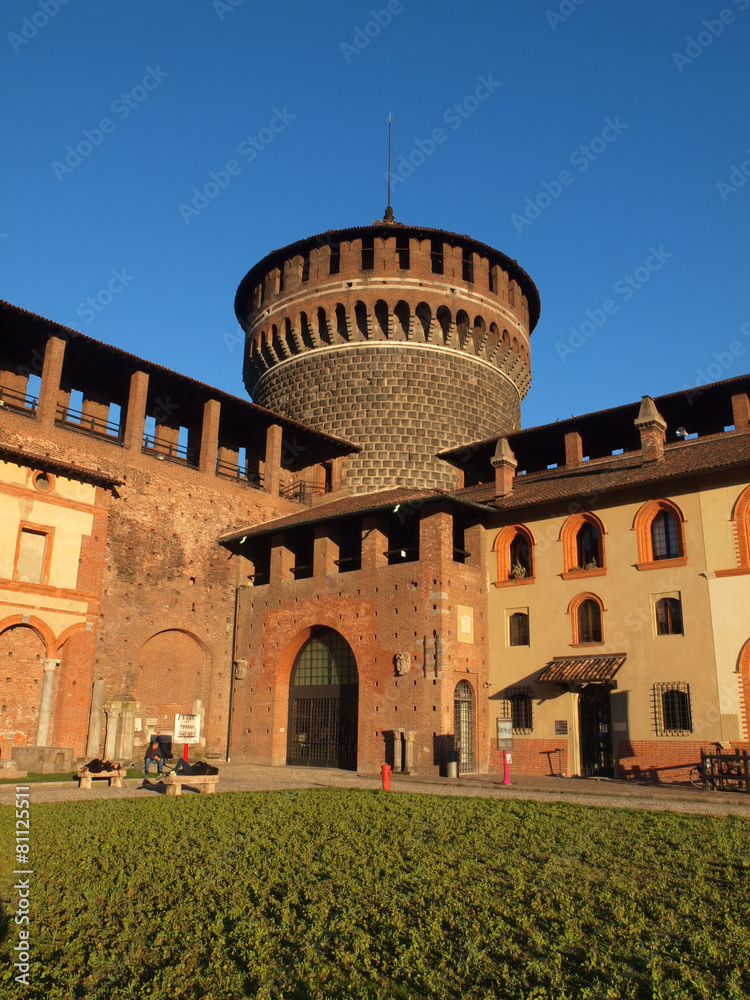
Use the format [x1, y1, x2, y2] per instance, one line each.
[1, 789, 749, 999]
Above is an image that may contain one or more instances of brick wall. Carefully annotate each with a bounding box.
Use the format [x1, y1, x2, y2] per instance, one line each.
[255, 346, 521, 492]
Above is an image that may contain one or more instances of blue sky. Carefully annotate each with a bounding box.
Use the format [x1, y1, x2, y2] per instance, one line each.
[2, 0, 749, 429]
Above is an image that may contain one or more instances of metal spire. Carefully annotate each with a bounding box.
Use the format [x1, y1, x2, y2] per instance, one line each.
[384, 112, 394, 222]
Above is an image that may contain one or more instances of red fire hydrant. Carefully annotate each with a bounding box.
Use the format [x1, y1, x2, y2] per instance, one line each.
[380, 763, 392, 791]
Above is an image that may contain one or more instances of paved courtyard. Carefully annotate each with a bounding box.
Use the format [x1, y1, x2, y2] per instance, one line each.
[4, 762, 750, 816]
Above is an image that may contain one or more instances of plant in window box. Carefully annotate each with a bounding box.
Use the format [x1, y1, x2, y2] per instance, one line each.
[510, 560, 528, 579]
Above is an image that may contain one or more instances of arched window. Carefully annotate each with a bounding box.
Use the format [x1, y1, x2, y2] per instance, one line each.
[354, 301, 368, 339]
[415, 302, 431, 340]
[394, 300, 410, 339]
[729, 486, 750, 570]
[335, 303, 348, 341]
[561, 512, 606, 577]
[655, 597, 683, 635]
[509, 612, 529, 646]
[374, 299, 389, 338]
[569, 593, 604, 644]
[634, 499, 686, 569]
[493, 525, 535, 585]
[436, 305, 451, 344]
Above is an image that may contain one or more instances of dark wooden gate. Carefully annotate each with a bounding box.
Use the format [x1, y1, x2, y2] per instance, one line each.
[578, 684, 614, 777]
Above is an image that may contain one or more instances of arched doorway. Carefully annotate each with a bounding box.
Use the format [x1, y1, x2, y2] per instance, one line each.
[287, 628, 358, 769]
[454, 680, 475, 774]
[578, 684, 614, 777]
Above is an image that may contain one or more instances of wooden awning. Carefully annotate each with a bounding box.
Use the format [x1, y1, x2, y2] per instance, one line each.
[538, 654, 626, 685]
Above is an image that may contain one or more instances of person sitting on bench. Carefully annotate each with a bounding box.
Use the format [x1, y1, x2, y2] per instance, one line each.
[144, 740, 166, 775]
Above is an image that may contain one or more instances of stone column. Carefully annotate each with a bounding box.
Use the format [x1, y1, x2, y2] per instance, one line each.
[103, 705, 121, 761]
[85, 678, 106, 757]
[199, 399, 221, 474]
[123, 370, 149, 451]
[264, 423, 283, 497]
[36, 336, 66, 429]
[35, 658, 60, 746]
[404, 730, 417, 773]
[116, 705, 136, 760]
[393, 729, 403, 772]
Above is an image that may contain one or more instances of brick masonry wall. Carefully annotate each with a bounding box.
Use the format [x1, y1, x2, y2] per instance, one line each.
[254, 345, 521, 492]
[1, 406, 298, 760]
[489, 739, 570, 778]
[232, 507, 491, 773]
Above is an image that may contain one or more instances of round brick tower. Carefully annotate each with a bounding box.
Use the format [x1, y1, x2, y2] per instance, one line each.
[235, 220, 540, 493]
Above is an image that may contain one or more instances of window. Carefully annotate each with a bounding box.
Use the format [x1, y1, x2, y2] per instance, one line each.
[14, 525, 53, 585]
[634, 499, 686, 569]
[509, 612, 529, 647]
[655, 597, 683, 635]
[505, 687, 533, 733]
[651, 511, 679, 560]
[654, 682, 692, 735]
[493, 524, 535, 585]
[561, 512, 606, 577]
[569, 593, 604, 644]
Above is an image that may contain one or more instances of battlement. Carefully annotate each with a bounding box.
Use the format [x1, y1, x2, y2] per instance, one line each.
[234, 224, 540, 492]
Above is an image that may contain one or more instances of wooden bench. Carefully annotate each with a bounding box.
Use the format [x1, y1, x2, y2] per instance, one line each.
[163, 773, 218, 796]
[77, 768, 127, 790]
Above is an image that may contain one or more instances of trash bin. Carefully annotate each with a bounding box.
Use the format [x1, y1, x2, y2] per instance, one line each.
[445, 751, 458, 778]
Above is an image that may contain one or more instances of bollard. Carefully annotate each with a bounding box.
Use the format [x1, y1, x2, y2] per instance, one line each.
[380, 763, 392, 790]
[502, 750, 511, 786]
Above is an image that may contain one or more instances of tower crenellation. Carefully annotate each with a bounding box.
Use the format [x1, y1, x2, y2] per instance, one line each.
[236, 222, 540, 493]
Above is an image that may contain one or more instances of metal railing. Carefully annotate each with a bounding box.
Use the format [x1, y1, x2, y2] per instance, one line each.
[142, 433, 197, 466]
[215, 458, 265, 490]
[0, 384, 38, 416]
[279, 480, 331, 505]
[56, 403, 123, 442]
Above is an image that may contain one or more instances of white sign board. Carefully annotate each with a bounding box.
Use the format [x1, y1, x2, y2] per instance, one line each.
[496, 717, 513, 751]
[174, 713, 201, 744]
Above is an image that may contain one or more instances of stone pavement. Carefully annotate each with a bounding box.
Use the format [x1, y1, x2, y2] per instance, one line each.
[3, 762, 750, 816]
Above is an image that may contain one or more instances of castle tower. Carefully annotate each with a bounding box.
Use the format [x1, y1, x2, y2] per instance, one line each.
[235, 220, 540, 493]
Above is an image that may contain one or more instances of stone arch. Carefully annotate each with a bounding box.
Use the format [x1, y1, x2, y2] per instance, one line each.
[0, 623, 48, 748]
[456, 310, 470, 350]
[737, 639, 750, 741]
[285, 626, 359, 770]
[137, 629, 209, 743]
[299, 311, 315, 349]
[415, 301, 431, 341]
[393, 300, 410, 340]
[436, 305, 451, 345]
[374, 299, 389, 339]
[316, 307, 329, 344]
[335, 303, 348, 341]
[354, 301, 369, 339]
[283, 317, 296, 355]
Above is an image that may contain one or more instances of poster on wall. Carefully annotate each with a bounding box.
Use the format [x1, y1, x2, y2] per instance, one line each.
[496, 718, 513, 751]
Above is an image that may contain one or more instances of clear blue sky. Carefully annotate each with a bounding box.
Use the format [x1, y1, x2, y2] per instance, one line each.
[2, 0, 749, 428]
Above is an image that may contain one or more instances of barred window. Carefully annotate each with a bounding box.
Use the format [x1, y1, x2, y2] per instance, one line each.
[509, 612, 529, 647]
[654, 682, 692, 735]
[504, 687, 533, 733]
[655, 597, 683, 635]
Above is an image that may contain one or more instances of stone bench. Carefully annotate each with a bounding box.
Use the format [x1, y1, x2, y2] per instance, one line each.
[77, 768, 127, 790]
[163, 773, 219, 796]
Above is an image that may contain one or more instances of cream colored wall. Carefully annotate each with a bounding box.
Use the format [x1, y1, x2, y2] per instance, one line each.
[0, 460, 96, 642]
[487, 474, 749, 769]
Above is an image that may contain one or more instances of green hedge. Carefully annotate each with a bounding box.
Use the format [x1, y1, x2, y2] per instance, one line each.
[2, 789, 749, 999]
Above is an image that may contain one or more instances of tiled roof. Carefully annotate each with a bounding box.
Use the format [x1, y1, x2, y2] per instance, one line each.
[218, 486, 491, 544]
[0, 442, 123, 485]
[538, 654, 626, 684]
[458, 433, 750, 512]
[0, 301, 360, 455]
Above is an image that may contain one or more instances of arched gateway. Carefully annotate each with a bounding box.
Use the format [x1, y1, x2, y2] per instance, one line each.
[287, 628, 359, 769]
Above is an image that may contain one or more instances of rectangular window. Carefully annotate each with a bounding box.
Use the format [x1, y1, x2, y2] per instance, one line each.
[654, 682, 692, 735]
[15, 526, 52, 584]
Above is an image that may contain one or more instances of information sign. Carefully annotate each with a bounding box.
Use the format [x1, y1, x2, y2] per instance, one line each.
[174, 713, 201, 744]
[496, 717, 513, 751]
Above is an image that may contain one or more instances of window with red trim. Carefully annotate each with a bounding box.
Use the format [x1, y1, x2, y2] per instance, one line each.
[569, 593, 605, 644]
[634, 500, 686, 569]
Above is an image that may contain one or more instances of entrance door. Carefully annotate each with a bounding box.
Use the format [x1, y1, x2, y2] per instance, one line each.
[454, 680, 475, 774]
[578, 684, 614, 777]
[287, 629, 358, 770]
